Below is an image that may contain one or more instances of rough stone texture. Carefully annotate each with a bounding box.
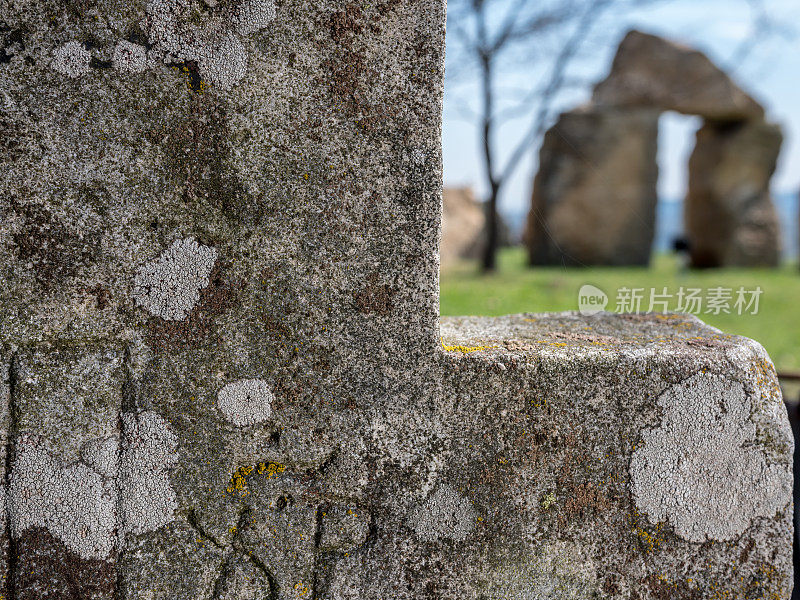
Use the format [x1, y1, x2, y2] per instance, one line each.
[593, 30, 764, 120]
[526, 106, 659, 266]
[685, 119, 783, 267]
[0, 4, 793, 600]
[526, 30, 783, 268]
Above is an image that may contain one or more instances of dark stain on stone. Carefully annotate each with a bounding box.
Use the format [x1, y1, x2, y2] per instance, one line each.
[172, 59, 203, 92]
[81, 284, 111, 310]
[319, 4, 399, 133]
[146, 261, 243, 351]
[161, 96, 249, 219]
[1, 117, 28, 162]
[558, 481, 612, 527]
[329, 4, 363, 42]
[641, 574, 701, 600]
[738, 538, 756, 563]
[8, 197, 99, 289]
[89, 57, 113, 69]
[354, 276, 396, 315]
[602, 574, 621, 595]
[126, 27, 151, 49]
[14, 527, 116, 600]
[0, 26, 25, 63]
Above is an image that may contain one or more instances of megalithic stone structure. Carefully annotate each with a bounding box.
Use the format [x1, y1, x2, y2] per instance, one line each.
[526, 30, 783, 268]
[0, 3, 794, 600]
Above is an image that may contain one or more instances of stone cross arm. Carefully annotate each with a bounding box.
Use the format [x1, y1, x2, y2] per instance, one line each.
[0, 1, 792, 599]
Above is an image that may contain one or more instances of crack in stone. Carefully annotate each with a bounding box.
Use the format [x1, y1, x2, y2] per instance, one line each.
[190, 506, 280, 600]
[186, 509, 225, 550]
[5, 352, 19, 600]
[115, 344, 138, 600]
[209, 552, 232, 600]
[243, 549, 279, 600]
[310, 503, 326, 600]
[233, 507, 279, 600]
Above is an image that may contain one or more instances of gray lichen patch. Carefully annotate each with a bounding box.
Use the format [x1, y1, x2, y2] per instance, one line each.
[51, 41, 91, 78]
[196, 29, 247, 90]
[112, 41, 148, 74]
[8, 411, 179, 562]
[132, 237, 217, 321]
[408, 484, 477, 542]
[119, 411, 179, 536]
[231, 0, 276, 35]
[9, 437, 117, 561]
[217, 379, 274, 426]
[629, 373, 792, 543]
[81, 436, 120, 478]
[144, 0, 276, 89]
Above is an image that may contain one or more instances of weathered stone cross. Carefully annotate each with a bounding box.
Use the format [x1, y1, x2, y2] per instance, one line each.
[0, 1, 792, 599]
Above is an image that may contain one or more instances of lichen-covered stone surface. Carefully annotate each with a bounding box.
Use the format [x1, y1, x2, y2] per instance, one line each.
[0, 2, 792, 599]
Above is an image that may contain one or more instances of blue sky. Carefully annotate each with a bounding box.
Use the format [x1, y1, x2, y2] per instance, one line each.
[442, 0, 800, 218]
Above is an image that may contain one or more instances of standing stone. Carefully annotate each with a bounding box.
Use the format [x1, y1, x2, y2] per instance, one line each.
[526, 106, 659, 266]
[686, 119, 783, 267]
[0, 4, 793, 600]
[441, 187, 512, 267]
[441, 187, 486, 266]
[527, 29, 784, 268]
[593, 30, 764, 120]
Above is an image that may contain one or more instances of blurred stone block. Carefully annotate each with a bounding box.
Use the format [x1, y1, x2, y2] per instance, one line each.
[526, 106, 659, 266]
[593, 30, 765, 120]
[686, 119, 783, 267]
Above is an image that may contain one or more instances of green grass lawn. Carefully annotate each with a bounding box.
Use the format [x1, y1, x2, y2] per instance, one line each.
[440, 247, 800, 374]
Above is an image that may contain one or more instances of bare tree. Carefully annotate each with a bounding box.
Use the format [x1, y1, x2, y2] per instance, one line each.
[446, 0, 787, 273]
[446, 0, 626, 272]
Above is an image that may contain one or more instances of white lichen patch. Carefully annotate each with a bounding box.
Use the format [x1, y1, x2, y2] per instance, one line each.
[231, 0, 276, 35]
[113, 40, 149, 74]
[51, 41, 91, 78]
[9, 411, 179, 560]
[144, 0, 276, 89]
[408, 484, 476, 542]
[81, 436, 120, 478]
[119, 411, 179, 536]
[217, 379, 274, 426]
[132, 237, 217, 321]
[195, 29, 248, 90]
[630, 373, 791, 543]
[9, 437, 117, 561]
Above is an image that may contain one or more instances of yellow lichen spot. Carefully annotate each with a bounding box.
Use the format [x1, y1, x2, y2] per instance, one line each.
[294, 582, 310, 597]
[531, 396, 548, 409]
[540, 492, 556, 510]
[227, 462, 286, 495]
[441, 338, 496, 353]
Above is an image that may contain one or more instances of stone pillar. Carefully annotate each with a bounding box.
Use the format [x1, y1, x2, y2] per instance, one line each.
[0, 3, 793, 600]
[525, 106, 659, 266]
[686, 119, 783, 267]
